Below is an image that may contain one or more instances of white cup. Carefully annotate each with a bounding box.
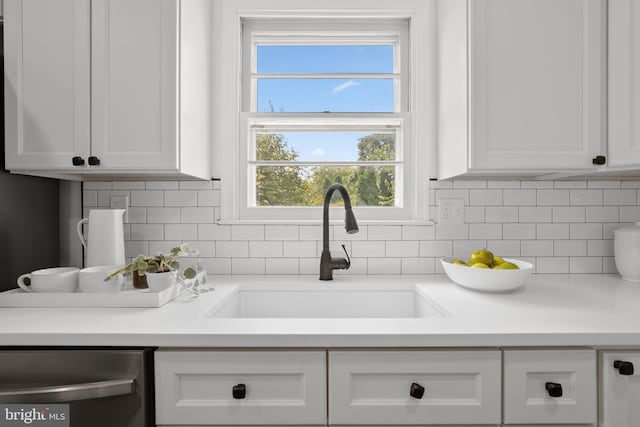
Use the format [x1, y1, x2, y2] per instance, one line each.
[79, 265, 124, 293]
[17, 267, 79, 293]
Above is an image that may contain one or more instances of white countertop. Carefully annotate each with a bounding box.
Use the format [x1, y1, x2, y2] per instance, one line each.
[1, 274, 640, 348]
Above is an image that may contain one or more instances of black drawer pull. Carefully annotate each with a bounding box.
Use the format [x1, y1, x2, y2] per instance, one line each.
[88, 156, 100, 166]
[614, 360, 634, 375]
[232, 383, 246, 399]
[545, 382, 562, 398]
[409, 382, 425, 399]
[72, 156, 85, 166]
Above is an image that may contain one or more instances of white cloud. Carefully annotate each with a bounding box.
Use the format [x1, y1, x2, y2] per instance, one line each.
[311, 148, 326, 158]
[332, 80, 360, 95]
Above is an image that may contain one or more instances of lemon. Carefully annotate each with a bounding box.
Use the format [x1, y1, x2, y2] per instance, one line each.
[470, 262, 490, 269]
[493, 261, 519, 270]
[451, 259, 468, 266]
[492, 256, 505, 266]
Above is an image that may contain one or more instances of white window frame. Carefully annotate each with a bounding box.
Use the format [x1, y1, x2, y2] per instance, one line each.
[213, 0, 435, 224]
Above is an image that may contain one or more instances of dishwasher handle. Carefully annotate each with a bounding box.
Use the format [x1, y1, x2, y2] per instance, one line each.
[0, 378, 135, 403]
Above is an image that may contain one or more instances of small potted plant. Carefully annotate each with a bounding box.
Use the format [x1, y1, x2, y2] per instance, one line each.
[106, 244, 198, 292]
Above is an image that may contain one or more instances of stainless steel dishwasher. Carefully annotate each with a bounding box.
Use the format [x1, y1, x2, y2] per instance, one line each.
[0, 348, 154, 426]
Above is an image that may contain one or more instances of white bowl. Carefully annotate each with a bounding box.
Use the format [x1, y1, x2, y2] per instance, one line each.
[79, 265, 124, 293]
[440, 257, 533, 292]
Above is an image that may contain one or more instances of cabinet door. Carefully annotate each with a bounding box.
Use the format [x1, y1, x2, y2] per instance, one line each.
[4, 0, 90, 170]
[469, 0, 604, 171]
[503, 349, 597, 424]
[155, 350, 327, 426]
[600, 352, 640, 427]
[608, 0, 640, 167]
[328, 350, 501, 425]
[91, 0, 178, 170]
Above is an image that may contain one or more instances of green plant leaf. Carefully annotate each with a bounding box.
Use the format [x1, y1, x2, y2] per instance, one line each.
[183, 267, 197, 280]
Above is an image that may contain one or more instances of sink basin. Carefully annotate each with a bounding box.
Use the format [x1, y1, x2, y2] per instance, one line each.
[207, 283, 447, 319]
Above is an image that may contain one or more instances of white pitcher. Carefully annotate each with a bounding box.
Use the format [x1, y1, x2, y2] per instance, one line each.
[77, 209, 126, 267]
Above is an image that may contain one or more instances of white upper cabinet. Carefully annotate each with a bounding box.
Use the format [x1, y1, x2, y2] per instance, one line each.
[4, 0, 91, 170]
[437, 0, 605, 179]
[4, 0, 212, 180]
[608, 0, 640, 167]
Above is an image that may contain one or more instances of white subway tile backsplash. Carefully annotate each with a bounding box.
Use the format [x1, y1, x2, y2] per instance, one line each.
[521, 240, 553, 256]
[519, 207, 552, 223]
[537, 224, 569, 240]
[147, 207, 181, 224]
[217, 241, 249, 258]
[198, 224, 231, 240]
[485, 207, 518, 223]
[552, 207, 585, 223]
[164, 224, 198, 241]
[401, 258, 434, 274]
[419, 241, 452, 257]
[249, 241, 283, 258]
[130, 190, 162, 207]
[503, 223, 536, 240]
[179, 180, 213, 190]
[164, 190, 197, 207]
[386, 241, 419, 257]
[570, 257, 603, 273]
[231, 225, 265, 241]
[181, 207, 214, 224]
[469, 224, 502, 240]
[351, 241, 386, 258]
[87, 178, 639, 276]
[470, 189, 502, 206]
[232, 258, 265, 274]
[537, 189, 570, 205]
[266, 258, 299, 275]
[503, 189, 536, 206]
[367, 258, 401, 274]
[554, 240, 587, 256]
[283, 241, 317, 258]
[604, 189, 637, 205]
[265, 225, 298, 240]
[570, 189, 603, 205]
[130, 224, 164, 241]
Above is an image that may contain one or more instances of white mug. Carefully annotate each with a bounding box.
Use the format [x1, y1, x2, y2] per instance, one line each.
[17, 267, 79, 293]
[79, 265, 124, 293]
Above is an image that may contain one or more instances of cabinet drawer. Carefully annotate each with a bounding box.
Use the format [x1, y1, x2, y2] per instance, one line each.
[155, 350, 326, 425]
[600, 351, 640, 427]
[328, 350, 501, 425]
[503, 349, 596, 424]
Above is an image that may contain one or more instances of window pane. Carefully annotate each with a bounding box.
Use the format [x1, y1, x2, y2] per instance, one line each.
[257, 79, 394, 112]
[257, 45, 394, 74]
[254, 165, 396, 207]
[256, 132, 396, 162]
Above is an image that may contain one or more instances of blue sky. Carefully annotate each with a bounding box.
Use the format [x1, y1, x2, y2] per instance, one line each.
[256, 45, 394, 161]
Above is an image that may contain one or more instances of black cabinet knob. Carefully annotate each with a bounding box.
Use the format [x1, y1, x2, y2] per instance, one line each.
[545, 382, 563, 398]
[409, 382, 425, 399]
[88, 156, 100, 166]
[614, 360, 634, 375]
[232, 383, 246, 399]
[72, 156, 85, 166]
[592, 155, 606, 165]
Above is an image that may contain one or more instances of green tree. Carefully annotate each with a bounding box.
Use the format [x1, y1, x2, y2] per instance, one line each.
[255, 133, 309, 206]
[354, 134, 396, 206]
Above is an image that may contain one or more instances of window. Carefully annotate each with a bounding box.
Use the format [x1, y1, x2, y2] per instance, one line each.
[216, 1, 433, 223]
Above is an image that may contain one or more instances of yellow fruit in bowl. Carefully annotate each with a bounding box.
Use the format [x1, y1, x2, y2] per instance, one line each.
[451, 259, 468, 266]
[470, 262, 490, 269]
[468, 249, 494, 267]
[492, 256, 505, 266]
[493, 261, 519, 270]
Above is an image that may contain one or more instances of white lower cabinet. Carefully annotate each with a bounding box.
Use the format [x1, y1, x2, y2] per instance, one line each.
[503, 349, 597, 425]
[328, 350, 501, 425]
[154, 350, 327, 426]
[600, 351, 640, 427]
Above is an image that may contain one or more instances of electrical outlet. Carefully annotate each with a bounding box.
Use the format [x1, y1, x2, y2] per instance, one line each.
[110, 195, 129, 222]
[438, 198, 464, 224]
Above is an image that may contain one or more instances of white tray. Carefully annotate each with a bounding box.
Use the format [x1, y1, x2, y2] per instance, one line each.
[0, 284, 183, 308]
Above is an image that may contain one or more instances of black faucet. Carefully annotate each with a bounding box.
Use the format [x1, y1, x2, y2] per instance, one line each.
[320, 183, 359, 280]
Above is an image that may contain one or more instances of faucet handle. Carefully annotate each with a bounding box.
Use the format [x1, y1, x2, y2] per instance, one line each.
[341, 244, 351, 270]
